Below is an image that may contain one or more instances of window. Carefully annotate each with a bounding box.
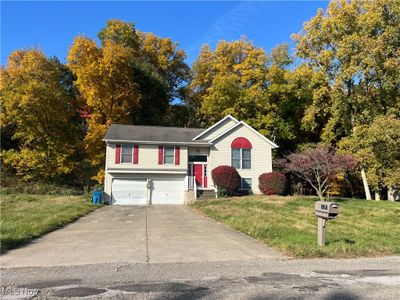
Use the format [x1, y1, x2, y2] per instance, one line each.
[164, 146, 175, 164]
[188, 155, 207, 162]
[231, 148, 251, 169]
[204, 165, 207, 177]
[231, 137, 252, 169]
[121, 144, 133, 163]
[231, 149, 241, 169]
[242, 149, 251, 169]
[241, 178, 252, 190]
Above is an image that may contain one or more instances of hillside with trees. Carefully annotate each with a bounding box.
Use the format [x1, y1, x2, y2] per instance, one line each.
[1, 0, 399, 200]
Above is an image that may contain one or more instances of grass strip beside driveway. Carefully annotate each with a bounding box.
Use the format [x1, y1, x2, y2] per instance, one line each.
[193, 195, 400, 258]
[1, 194, 98, 253]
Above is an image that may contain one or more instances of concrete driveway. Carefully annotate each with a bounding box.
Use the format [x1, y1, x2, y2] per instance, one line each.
[0, 206, 283, 268]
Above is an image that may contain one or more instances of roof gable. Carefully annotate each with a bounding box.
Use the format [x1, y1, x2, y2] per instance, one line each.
[192, 115, 239, 141]
[209, 121, 279, 148]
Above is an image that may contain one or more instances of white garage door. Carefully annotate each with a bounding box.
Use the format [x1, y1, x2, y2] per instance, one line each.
[151, 178, 184, 205]
[112, 179, 146, 205]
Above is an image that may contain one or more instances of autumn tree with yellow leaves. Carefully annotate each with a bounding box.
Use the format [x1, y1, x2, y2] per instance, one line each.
[293, 0, 400, 199]
[1, 50, 82, 180]
[1, 2, 399, 199]
[187, 39, 325, 152]
[68, 20, 190, 182]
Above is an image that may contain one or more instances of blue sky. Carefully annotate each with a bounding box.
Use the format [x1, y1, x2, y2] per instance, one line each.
[1, 1, 328, 66]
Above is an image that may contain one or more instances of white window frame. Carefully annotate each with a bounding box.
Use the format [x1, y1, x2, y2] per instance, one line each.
[120, 144, 133, 164]
[163, 146, 175, 165]
[231, 148, 251, 170]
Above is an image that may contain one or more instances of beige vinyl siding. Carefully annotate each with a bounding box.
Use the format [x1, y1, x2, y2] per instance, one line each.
[197, 118, 237, 141]
[104, 143, 188, 203]
[208, 124, 273, 194]
[106, 143, 188, 170]
[188, 147, 210, 156]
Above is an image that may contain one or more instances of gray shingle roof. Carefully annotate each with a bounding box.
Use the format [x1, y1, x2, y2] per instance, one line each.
[103, 124, 208, 143]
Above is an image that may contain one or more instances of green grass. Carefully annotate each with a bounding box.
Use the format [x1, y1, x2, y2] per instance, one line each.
[0, 194, 99, 253]
[193, 195, 400, 258]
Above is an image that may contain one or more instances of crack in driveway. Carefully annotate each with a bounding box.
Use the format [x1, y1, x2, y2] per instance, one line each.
[145, 206, 150, 263]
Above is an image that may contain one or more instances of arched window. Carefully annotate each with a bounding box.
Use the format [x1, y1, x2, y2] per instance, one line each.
[231, 137, 252, 169]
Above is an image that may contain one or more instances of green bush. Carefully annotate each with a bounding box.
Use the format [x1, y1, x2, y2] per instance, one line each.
[0, 175, 83, 196]
[217, 187, 228, 198]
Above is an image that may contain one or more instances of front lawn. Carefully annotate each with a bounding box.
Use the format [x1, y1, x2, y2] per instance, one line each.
[0, 194, 98, 253]
[193, 195, 400, 258]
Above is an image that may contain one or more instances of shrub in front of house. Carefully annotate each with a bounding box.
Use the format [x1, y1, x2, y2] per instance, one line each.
[216, 187, 229, 198]
[258, 172, 287, 195]
[211, 165, 241, 196]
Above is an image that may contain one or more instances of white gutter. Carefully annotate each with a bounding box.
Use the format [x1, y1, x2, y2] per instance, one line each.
[102, 139, 212, 146]
[107, 169, 187, 174]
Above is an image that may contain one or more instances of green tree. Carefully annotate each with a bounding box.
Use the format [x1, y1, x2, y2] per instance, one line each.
[98, 19, 140, 50]
[293, 0, 400, 198]
[188, 39, 269, 126]
[294, 0, 400, 140]
[1, 49, 81, 181]
[68, 20, 190, 182]
[189, 39, 300, 147]
[339, 115, 400, 200]
[138, 31, 190, 99]
[188, 39, 326, 152]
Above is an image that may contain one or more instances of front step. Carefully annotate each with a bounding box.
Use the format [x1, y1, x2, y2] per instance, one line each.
[197, 190, 215, 200]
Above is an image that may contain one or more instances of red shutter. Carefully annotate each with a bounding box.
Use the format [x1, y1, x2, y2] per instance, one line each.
[158, 146, 163, 164]
[175, 146, 180, 165]
[115, 144, 121, 164]
[133, 145, 139, 164]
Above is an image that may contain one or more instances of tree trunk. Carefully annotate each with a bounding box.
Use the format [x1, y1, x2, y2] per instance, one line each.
[388, 187, 395, 202]
[375, 192, 381, 201]
[317, 189, 324, 201]
[361, 168, 372, 200]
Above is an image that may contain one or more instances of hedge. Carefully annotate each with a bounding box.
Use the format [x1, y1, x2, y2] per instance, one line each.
[258, 172, 287, 195]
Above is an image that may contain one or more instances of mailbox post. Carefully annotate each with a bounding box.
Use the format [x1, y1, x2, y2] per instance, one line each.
[314, 201, 339, 246]
[317, 217, 326, 246]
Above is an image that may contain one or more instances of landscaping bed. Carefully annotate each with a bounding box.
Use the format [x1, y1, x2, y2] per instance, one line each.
[1, 194, 98, 253]
[193, 195, 400, 258]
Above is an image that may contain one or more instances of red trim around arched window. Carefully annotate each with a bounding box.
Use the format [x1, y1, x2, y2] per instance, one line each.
[231, 137, 252, 149]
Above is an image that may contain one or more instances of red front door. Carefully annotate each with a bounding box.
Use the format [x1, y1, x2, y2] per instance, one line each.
[194, 164, 203, 187]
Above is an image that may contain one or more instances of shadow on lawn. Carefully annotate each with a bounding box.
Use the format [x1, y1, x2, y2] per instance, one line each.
[0, 237, 32, 254]
[326, 239, 356, 246]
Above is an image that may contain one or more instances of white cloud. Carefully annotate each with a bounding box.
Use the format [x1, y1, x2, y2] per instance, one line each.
[186, 1, 269, 64]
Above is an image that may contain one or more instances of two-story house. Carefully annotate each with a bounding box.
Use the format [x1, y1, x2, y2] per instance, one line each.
[103, 115, 278, 205]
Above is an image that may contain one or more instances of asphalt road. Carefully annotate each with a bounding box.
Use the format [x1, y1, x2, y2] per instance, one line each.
[1, 256, 400, 299]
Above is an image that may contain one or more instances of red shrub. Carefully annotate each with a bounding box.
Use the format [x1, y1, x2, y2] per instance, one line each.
[211, 165, 241, 195]
[258, 172, 287, 195]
